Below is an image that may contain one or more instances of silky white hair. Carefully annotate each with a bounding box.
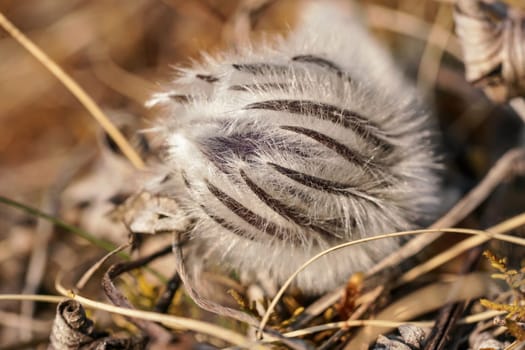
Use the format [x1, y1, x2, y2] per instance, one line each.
[145, 1, 439, 294]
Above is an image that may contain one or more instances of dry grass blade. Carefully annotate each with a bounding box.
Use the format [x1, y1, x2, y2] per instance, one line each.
[0, 11, 145, 170]
[368, 147, 525, 276]
[257, 230, 430, 339]
[258, 220, 525, 339]
[399, 212, 525, 284]
[75, 242, 131, 290]
[0, 195, 168, 285]
[286, 320, 433, 339]
[53, 281, 269, 348]
[0, 195, 121, 255]
[416, 3, 453, 94]
[283, 309, 505, 339]
[0, 294, 65, 304]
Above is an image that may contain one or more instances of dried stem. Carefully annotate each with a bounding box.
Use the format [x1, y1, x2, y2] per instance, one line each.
[0, 11, 145, 170]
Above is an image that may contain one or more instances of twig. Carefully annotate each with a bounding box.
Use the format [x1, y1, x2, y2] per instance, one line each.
[153, 271, 181, 313]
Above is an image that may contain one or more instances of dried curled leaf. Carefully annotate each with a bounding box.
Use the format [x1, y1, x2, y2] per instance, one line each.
[49, 299, 146, 350]
[454, 0, 525, 102]
[112, 191, 190, 234]
[49, 299, 105, 349]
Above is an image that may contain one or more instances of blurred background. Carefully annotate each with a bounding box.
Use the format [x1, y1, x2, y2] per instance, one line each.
[0, 0, 524, 348]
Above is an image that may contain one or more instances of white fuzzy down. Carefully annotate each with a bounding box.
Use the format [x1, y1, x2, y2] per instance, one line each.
[146, 1, 439, 293]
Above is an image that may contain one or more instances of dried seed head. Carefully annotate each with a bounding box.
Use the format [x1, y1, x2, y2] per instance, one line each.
[146, 1, 439, 293]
